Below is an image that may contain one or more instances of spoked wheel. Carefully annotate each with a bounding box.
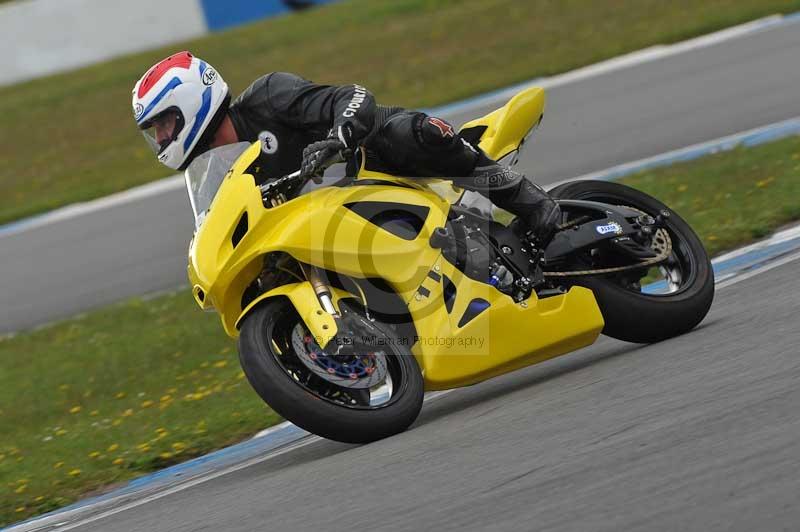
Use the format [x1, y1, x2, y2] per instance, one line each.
[238, 299, 424, 443]
[548, 180, 714, 343]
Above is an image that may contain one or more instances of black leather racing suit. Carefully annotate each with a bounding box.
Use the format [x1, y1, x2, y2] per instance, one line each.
[227, 72, 559, 240]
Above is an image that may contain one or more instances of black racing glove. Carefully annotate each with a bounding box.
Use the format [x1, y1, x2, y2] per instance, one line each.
[300, 124, 355, 183]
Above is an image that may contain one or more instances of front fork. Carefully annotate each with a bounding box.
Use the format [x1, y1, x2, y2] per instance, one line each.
[268, 190, 340, 319]
[300, 263, 340, 317]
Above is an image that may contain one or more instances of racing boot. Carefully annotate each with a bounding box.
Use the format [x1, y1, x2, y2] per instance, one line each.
[468, 162, 561, 249]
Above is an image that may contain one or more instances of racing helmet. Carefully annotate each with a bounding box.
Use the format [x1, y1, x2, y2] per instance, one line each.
[132, 51, 230, 170]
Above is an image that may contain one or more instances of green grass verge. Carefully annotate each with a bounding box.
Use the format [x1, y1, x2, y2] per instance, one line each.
[620, 136, 800, 257]
[0, 293, 275, 525]
[2, 135, 800, 526]
[2, 0, 800, 224]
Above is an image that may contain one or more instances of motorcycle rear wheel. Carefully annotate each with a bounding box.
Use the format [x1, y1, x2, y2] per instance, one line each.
[238, 299, 424, 443]
[549, 180, 714, 344]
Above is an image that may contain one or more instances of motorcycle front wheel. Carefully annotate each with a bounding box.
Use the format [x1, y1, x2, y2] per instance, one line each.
[238, 299, 424, 444]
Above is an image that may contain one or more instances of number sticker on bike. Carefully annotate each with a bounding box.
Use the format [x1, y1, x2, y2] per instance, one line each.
[596, 222, 623, 235]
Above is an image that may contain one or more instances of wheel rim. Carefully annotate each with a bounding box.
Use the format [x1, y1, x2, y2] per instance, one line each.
[638, 223, 698, 296]
[265, 304, 410, 410]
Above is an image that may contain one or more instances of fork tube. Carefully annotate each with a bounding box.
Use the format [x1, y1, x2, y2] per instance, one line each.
[299, 263, 338, 316]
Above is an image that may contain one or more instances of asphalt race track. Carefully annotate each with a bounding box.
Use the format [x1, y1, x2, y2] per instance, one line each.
[60, 256, 800, 532]
[2, 17, 800, 333]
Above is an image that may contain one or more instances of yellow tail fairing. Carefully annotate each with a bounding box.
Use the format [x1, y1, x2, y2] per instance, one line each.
[460, 86, 546, 161]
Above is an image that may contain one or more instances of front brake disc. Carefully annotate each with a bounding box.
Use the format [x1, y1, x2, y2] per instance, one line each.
[290, 323, 389, 389]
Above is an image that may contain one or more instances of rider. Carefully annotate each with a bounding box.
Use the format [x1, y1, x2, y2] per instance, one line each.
[132, 51, 560, 246]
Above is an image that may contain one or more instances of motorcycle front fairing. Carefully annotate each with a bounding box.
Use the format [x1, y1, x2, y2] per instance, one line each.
[187, 142, 451, 336]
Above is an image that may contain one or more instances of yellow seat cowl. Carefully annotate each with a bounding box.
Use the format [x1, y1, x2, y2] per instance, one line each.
[460, 87, 546, 161]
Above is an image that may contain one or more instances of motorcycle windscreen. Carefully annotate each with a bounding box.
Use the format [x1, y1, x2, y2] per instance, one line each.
[184, 142, 251, 227]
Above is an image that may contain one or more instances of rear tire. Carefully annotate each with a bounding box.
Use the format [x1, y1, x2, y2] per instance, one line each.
[238, 299, 424, 443]
[549, 180, 714, 343]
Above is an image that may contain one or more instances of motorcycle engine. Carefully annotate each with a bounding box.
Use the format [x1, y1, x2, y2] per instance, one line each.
[436, 208, 539, 298]
[461, 230, 496, 279]
[440, 214, 514, 291]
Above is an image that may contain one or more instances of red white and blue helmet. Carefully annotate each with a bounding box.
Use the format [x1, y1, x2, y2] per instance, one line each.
[132, 51, 230, 170]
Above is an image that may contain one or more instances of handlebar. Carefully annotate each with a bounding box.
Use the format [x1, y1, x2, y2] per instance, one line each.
[258, 169, 304, 200]
[258, 143, 361, 207]
[259, 149, 348, 201]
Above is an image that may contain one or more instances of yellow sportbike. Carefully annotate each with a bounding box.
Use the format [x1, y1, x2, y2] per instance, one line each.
[185, 88, 714, 443]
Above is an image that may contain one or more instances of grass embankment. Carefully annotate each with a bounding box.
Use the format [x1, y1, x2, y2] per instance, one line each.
[2, 0, 800, 224]
[0, 293, 278, 525]
[620, 136, 800, 257]
[2, 135, 800, 525]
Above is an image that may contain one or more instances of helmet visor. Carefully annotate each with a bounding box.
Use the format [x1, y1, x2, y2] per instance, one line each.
[140, 108, 185, 155]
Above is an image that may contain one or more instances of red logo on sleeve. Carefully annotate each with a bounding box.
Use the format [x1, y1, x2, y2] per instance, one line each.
[427, 117, 455, 138]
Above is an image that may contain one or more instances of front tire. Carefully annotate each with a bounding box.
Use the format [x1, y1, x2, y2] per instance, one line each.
[549, 180, 714, 343]
[238, 299, 424, 444]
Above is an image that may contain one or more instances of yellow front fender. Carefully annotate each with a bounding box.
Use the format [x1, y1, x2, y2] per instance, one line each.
[235, 282, 357, 348]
